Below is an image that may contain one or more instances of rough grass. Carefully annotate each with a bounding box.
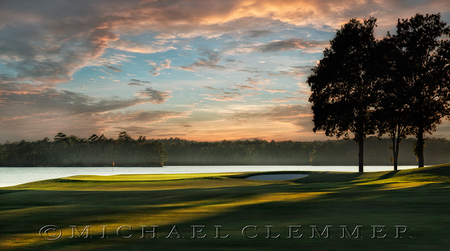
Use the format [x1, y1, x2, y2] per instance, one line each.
[0, 164, 449, 250]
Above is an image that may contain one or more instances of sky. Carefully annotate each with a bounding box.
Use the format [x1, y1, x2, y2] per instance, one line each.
[1, 0, 450, 143]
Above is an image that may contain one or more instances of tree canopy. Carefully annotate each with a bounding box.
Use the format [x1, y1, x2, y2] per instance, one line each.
[308, 13, 450, 171]
[307, 17, 378, 172]
[387, 13, 450, 167]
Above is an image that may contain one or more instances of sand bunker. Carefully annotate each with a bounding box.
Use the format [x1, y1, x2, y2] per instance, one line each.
[246, 174, 308, 181]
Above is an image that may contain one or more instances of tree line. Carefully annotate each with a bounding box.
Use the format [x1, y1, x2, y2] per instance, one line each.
[2, 134, 450, 167]
[160, 137, 450, 166]
[308, 13, 450, 172]
[0, 132, 169, 167]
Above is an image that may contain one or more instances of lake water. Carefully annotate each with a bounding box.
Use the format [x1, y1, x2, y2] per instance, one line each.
[0, 165, 418, 188]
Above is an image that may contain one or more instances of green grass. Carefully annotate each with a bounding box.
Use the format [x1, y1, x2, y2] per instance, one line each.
[1, 165, 449, 250]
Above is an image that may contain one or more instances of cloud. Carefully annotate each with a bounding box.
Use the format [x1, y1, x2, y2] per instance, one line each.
[224, 38, 328, 57]
[180, 47, 226, 71]
[127, 82, 144, 86]
[127, 79, 151, 86]
[201, 93, 245, 102]
[101, 110, 184, 125]
[202, 77, 277, 99]
[269, 65, 313, 79]
[178, 66, 196, 72]
[2, 0, 448, 86]
[203, 86, 219, 90]
[137, 87, 171, 104]
[1, 0, 450, 142]
[104, 64, 123, 73]
[234, 84, 259, 91]
[0, 81, 170, 119]
[232, 104, 313, 127]
[246, 30, 273, 38]
[201, 79, 265, 102]
[130, 79, 151, 83]
[255, 38, 328, 53]
[88, 54, 136, 68]
[233, 77, 266, 91]
[201, 86, 255, 102]
[109, 39, 176, 54]
[264, 88, 289, 93]
[0, 13, 119, 84]
[0, 78, 175, 141]
[147, 59, 172, 76]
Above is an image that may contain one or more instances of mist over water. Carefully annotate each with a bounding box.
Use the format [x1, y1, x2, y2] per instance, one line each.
[0, 165, 418, 187]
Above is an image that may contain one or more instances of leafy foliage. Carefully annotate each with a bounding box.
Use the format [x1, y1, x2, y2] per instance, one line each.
[385, 13, 450, 167]
[307, 17, 378, 172]
[308, 13, 450, 170]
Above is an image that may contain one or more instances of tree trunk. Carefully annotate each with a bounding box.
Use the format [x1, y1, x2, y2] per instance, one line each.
[358, 141, 364, 172]
[358, 130, 364, 173]
[417, 125, 425, 168]
[394, 136, 401, 171]
[391, 137, 398, 171]
[393, 126, 401, 171]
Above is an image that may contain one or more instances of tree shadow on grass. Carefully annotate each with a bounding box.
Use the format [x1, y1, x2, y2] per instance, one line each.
[1, 178, 449, 251]
[375, 170, 400, 180]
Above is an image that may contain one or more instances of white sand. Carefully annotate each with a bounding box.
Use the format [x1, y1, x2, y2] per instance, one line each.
[245, 174, 308, 181]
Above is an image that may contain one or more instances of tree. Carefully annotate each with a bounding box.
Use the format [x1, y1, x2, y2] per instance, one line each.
[387, 13, 450, 167]
[307, 17, 378, 172]
[118, 131, 132, 142]
[372, 37, 414, 170]
[54, 132, 67, 142]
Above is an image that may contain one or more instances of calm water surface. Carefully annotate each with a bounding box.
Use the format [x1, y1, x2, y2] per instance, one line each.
[0, 165, 417, 187]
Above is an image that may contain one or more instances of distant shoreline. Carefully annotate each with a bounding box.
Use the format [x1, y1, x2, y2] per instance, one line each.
[0, 164, 422, 167]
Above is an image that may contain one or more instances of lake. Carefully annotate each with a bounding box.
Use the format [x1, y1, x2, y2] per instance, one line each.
[0, 165, 418, 187]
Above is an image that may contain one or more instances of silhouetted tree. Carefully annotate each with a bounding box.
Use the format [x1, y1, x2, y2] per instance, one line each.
[88, 134, 99, 142]
[118, 131, 132, 142]
[372, 37, 414, 170]
[387, 13, 450, 167]
[307, 17, 378, 172]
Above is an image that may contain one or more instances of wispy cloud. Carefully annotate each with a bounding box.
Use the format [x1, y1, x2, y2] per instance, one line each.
[127, 79, 152, 86]
[255, 38, 328, 53]
[269, 65, 314, 79]
[246, 30, 273, 38]
[0, 81, 171, 119]
[109, 39, 176, 54]
[232, 104, 312, 127]
[147, 59, 172, 76]
[137, 87, 171, 104]
[180, 47, 225, 71]
[104, 64, 123, 73]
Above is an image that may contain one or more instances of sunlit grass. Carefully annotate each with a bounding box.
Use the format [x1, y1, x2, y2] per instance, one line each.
[0, 164, 449, 250]
[65, 172, 246, 181]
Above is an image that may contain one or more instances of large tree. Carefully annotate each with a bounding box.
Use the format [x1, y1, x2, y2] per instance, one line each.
[307, 17, 378, 172]
[372, 37, 414, 170]
[387, 13, 450, 168]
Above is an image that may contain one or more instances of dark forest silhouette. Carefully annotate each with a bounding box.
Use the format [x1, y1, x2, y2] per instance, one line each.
[0, 132, 169, 167]
[2, 133, 450, 167]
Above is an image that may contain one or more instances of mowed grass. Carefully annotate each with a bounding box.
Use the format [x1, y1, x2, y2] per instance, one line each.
[0, 165, 449, 250]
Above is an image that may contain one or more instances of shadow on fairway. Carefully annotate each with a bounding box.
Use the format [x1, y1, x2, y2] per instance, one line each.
[1, 165, 449, 250]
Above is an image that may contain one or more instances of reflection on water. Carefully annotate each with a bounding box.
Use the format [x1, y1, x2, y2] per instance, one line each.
[0, 165, 417, 187]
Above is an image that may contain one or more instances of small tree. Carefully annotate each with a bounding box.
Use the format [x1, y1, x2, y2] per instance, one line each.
[307, 17, 378, 172]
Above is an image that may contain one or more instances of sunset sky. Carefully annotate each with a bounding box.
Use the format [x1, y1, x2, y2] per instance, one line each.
[1, 0, 450, 142]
